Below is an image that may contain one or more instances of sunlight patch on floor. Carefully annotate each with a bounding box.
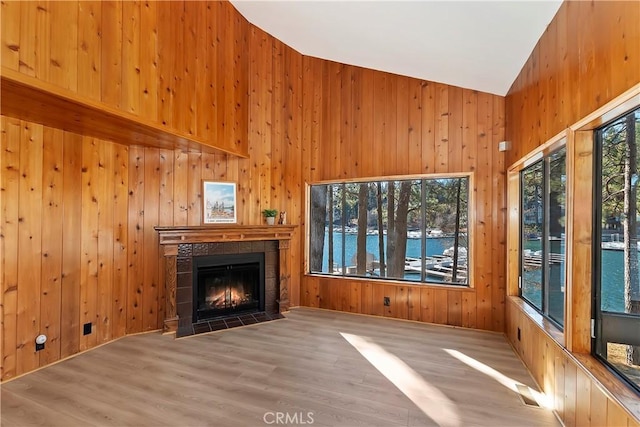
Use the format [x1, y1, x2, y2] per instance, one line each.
[340, 332, 461, 427]
[443, 348, 553, 409]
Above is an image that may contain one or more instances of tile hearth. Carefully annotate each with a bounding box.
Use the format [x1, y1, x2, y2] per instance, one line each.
[181, 312, 285, 337]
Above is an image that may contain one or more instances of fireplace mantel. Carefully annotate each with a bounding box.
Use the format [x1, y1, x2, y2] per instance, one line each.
[156, 225, 297, 334]
[155, 225, 296, 245]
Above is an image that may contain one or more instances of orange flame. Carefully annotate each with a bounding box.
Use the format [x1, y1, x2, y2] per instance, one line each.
[205, 284, 251, 309]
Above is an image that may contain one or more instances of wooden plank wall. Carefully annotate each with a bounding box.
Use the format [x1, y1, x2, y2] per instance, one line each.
[505, 1, 640, 426]
[1, 0, 248, 155]
[1, 117, 127, 378]
[299, 57, 507, 333]
[505, 1, 640, 165]
[1, 1, 303, 381]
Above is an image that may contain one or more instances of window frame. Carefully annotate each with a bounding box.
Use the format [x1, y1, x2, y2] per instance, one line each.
[305, 173, 474, 288]
[519, 158, 545, 311]
[518, 144, 567, 330]
[593, 106, 640, 395]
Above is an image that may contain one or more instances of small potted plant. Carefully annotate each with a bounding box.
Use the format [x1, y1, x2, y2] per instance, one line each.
[262, 209, 278, 225]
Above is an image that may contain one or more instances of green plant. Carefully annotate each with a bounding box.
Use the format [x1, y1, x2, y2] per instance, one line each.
[262, 209, 278, 217]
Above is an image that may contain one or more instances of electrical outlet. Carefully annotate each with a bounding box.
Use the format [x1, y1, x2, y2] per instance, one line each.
[35, 334, 47, 351]
[383, 297, 390, 306]
[83, 323, 92, 335]
[517, 327, 521, 341]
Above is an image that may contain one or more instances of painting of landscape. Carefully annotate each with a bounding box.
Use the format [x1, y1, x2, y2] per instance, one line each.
[203, 181, 236, 224]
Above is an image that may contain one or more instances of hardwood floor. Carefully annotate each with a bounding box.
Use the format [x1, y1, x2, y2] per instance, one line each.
[1, 308, 559, 427]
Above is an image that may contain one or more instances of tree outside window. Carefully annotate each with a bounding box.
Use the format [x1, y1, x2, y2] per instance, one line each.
[308, 176, 469, 286]
[519, 146, 566, 328]
[595, 107, 640, 392]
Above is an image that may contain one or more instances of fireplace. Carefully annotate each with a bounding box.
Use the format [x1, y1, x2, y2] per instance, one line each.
[155, 225, 296, 336]
[193, 253, 265, 322]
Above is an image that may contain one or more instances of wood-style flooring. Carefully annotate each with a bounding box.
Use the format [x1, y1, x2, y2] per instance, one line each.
[1, 307, 559, 427]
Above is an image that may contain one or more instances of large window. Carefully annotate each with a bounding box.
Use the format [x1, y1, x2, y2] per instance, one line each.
[594, 107, 640, 393]
[520, 146, 566, 327]
[308, 176, 470, 286]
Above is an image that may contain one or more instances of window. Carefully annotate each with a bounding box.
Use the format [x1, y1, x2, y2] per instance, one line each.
[594, 107, 640, 393]
[308, 176, 470, 286]
[520, 146, 566, 327]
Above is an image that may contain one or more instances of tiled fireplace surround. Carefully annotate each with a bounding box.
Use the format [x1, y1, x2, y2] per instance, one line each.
[156, 225, 296, 336]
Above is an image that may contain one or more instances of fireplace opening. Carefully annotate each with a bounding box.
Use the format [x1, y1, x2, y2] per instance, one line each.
[193, 253, 265, 322]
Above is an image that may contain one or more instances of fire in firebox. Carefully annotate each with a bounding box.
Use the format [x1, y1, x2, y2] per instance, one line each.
[205, 284, 252, 309]
[194, 254, 264, 322]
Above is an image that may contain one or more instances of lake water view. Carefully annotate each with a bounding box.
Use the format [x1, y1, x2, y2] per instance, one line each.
[523, 239, 627, 313]
[321, 232, 458, 283]
[600, 250, 627, 311]
[321, 232, 627, 312]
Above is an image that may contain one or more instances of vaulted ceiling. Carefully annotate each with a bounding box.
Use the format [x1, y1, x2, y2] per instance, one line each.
[230, 0, 563, 96]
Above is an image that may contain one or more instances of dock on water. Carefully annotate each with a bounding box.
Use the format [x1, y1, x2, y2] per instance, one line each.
[522, 250, 564, 270]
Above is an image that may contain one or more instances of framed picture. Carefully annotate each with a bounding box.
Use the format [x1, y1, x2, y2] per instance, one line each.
[202, 181, 237, 224]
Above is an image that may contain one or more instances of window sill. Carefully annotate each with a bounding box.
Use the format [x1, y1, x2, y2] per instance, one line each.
[304, 272, 473, 291]
[508, 296, 564, 346]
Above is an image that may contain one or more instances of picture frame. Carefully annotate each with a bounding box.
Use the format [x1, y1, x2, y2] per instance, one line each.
[202, 181, 237, 224]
